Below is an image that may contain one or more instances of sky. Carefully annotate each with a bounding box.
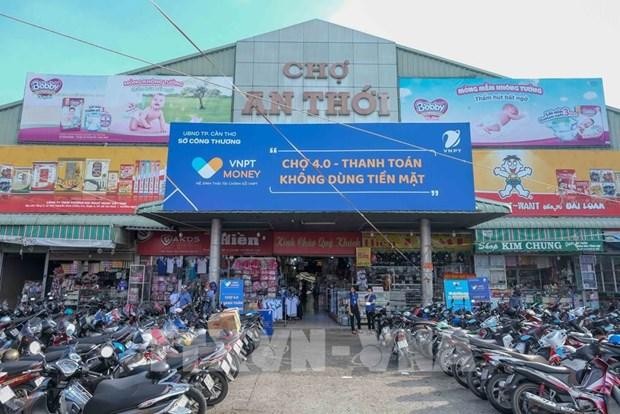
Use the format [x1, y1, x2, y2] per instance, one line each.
[1, 0, 619, 107]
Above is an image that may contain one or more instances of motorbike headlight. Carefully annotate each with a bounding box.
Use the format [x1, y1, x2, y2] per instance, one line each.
[28, 341, 42, 355]
[100, 345, 114, 359]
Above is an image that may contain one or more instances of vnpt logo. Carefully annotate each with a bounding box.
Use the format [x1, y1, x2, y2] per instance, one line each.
[442, 130, 461, 153]
[192, 157, 223, 179]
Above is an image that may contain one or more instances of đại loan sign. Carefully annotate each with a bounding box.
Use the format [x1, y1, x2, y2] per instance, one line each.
[474, 149, 620, 216]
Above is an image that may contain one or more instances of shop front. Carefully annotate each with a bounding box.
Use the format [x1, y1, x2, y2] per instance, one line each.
[474, 227, 604, 305]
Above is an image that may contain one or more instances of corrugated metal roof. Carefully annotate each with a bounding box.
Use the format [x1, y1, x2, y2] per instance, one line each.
[0, 214, 169, 229]
[473, 217, 620, 229]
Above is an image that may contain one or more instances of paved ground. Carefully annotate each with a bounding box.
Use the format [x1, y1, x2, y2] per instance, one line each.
[212, 309, 497, 414]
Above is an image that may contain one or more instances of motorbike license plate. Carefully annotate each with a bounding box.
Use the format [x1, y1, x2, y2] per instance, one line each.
[397, 339, 408, 349]
[203, 374, 215, 391]
[225, 353, 233, 366]
[0, 385, 15, 404]
[221, 360, 231, 374]
[481, 368, 490, 381]
[505, 374, 515, 385]
[34, 376, 44, 387]
[233, 341, 242, 354]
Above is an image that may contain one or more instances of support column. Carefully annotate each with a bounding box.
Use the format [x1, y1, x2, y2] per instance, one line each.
[209, 219, 222, 287]
[41, 250, 50, 298]
[420, 218, 433, 306]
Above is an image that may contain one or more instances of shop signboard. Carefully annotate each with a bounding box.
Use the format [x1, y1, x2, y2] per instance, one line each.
[136, 231, 273, 256]
[18, 73, 233, 143]
[164, 122, 475, 212]
[444, 279, 472, 311]
[273, 232, 361, 256]
[399, 78, 609, 147]
[468, 277, 491, 303]
[219, 278, 244, 309]
[362, 232, 473, 251]
[0, 146, 166, 213]
[355, 247, 372, 267]
[476, 239, 603, 253]
[474, 149, 620, 217]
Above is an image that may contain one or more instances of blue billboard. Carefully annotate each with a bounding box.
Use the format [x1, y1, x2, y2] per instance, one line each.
[468, 277, 491, 303]
[443, 279, 472, 311]
[164, 122, 474, 212]
[220, 278, 244, 310]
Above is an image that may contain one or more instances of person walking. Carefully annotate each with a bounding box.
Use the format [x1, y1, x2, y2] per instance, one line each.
[348, 285, 361, 334]
[364, 287, 377, 331]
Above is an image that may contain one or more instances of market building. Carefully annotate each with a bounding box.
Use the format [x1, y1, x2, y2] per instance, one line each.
[0, 19, 619, 315]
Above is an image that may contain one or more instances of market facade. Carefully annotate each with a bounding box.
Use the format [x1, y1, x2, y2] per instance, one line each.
[0, 20, 619, 317]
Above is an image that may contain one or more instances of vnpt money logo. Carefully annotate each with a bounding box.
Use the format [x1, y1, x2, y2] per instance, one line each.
[192, 157, 223, 179]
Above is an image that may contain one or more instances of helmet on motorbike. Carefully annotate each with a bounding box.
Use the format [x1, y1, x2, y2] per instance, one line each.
[64, 308, 74, 316]
[608, 334, 620, 346]
[0, 316, 10, 324]
[1, 348, 19, 362]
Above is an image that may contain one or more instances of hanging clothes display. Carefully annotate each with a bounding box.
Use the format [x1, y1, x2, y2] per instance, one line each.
[284, 294, 300, 318]
[263, 298, 284, 321]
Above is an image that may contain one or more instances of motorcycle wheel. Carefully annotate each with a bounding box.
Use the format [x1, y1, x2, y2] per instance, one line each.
[436, 348, 454, 376]
[230, 352, 242, 379]
[485, 373, 512, 414]
[206, 370, 229, 406]
[415, 329, 433, 358]
[511, 382, 556, 414]
[185, 386, 208, 414]
[466, 363, 487, 400]
[451, 357, 469, 388]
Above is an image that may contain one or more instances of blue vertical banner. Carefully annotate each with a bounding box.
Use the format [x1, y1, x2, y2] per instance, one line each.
[468, 277, 491, 303]
[164, 122, 475, 212]
[219, 278, 244, 310]
[443, 279, 472, 311]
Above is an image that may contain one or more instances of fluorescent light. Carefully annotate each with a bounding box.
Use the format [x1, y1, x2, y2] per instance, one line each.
[301, 221, 336, 225]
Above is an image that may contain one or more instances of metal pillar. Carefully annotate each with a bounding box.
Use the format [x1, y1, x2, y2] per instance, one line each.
[209, 219, 222, 286]
[420, 218, 433, 306]
[41, 250, 50, 298]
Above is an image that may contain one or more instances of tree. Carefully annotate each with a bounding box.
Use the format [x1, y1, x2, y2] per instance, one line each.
[183, 86, 208, 110]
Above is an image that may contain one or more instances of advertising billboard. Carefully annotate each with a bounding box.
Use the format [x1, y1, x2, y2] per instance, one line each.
[444, 279, 472, 311]
[399, 78, 609, 147]
[474, 149, 620, 216]
[19, 73, 233, 143]
[164, 122, 475, 212]
[137, 231, 273, 256]
[0, 146, 166, 213]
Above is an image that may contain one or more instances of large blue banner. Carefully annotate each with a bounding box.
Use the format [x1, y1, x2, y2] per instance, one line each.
[220, 278, 244, 310]
[164, 122, 474, 212]
[468, 277, 491, 303]
[444, 279, 472, 311]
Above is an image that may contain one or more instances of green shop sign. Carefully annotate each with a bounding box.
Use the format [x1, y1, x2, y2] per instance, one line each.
[475, 228, 603, 253]
[476, 240, 603, 253]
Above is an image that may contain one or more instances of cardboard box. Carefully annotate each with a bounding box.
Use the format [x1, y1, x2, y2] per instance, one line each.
[207, 309, 241, 332]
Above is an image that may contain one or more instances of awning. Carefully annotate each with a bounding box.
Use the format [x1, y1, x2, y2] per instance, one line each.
[0, 224, 114, 248]
[0, 214, 171, 248]
[475, 228, 603, 253]
[473, 217, 620, 229]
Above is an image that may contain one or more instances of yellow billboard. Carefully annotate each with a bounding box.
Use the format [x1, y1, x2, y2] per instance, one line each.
[474, 149, 620, 216]
[0, 145, 167, 214]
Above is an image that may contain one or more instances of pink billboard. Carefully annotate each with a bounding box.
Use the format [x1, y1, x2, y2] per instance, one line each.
[18, 73, 232, 144]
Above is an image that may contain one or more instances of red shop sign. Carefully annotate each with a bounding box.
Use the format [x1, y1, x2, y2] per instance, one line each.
[137, 231, 273, 256]
[273, 232, 361, 256]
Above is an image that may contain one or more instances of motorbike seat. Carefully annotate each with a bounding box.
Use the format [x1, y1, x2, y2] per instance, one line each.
[469, 337, 505, 351]
[96, 371, 150, 393]
[175, 342, 218, 358]
[518, 360, 572, 374]
[83, 383, 168, 414]
[166, 353, 199, 370]
[77, 335, 111, 345]
[512, 353, 547, 363]
[0, 359, 40, 376]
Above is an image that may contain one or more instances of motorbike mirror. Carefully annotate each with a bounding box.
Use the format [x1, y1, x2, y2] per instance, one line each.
[28, 341, 42, 355]
[100, 345, 114, 359]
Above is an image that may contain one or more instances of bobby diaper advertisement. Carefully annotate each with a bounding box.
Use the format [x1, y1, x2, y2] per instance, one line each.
[474, 149, 620, 217]
[399, 78, 610, 147]
[18, 73, 233, 143]
[0, 146, 167, 213]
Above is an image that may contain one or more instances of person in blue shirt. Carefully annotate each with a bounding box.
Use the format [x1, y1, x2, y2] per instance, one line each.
[348, 285, 361, 334]
[170, 285, 192, 313]
[365, 287, 377, 331]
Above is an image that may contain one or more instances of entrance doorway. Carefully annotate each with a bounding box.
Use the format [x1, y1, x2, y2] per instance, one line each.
[0, 253, 46, 307]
